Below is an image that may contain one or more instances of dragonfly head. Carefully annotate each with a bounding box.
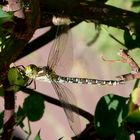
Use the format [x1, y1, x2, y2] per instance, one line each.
[24, 64, 38, 79]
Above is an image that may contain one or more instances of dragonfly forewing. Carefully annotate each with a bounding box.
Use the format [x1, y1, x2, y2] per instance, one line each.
[47, 25, 71, 72]
[45, 24, 80, 135]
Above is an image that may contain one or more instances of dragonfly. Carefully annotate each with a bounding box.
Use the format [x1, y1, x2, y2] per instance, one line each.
[20, 18, 125, 135]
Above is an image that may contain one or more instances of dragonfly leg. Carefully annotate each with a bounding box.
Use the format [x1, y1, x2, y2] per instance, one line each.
[16, 65, 25, 70]
[25, 79, 36, 90]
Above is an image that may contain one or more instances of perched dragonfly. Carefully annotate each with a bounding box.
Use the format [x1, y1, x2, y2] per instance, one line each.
[21, 19, 124, 135]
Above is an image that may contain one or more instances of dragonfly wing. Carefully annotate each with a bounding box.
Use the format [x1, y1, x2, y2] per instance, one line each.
[51, 81, 81, 135]
[47, 25, 70, 70]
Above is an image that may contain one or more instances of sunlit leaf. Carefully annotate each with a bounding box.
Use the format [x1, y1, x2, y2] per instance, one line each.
[23, 94, 45, 121]
[94, 94, 128, 138]
[135, 131, 140, 140]
[131, 0, 140, 12]
[0, 8, 13, 25]
[131, 88, 140, 106]
[126, 110, 140, 123]
[126, 88, 140, 122]
[8, 67, 29, 92]
[0, 8, 14, 41]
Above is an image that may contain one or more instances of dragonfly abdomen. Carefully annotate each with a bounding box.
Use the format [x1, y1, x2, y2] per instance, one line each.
[56, 75, 124, 86]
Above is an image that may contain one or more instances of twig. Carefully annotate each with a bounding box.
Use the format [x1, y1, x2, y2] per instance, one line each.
[116, 49, 140, 81]
[118, 49, 139, 72]
[20, 87, 94, 122]
[16, 22, 79, 61]
[2, 79, 15, 140]
[72, 123, 102, 140]
[102, 49, 140, 81]
[40, 1, 140, 33]
[116, 72, 140, 81]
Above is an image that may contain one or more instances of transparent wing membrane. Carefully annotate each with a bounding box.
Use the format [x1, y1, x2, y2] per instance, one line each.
[52, 81, 81, 135]
[47, 25, 70, 70]
[47, 25, 81, 134]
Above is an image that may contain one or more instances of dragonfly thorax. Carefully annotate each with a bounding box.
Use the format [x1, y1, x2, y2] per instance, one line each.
[25, 64, 39, 79]
[24, 64, 57, 82]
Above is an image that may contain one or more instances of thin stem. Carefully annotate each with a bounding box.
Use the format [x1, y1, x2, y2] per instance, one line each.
[116, 49, 140, 81]
[20, 87, 94, 122]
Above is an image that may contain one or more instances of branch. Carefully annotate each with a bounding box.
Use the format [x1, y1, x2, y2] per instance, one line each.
[20, 87, 94, 122]
[115, 49, 140, 81]
[39, 1, 140, 32]
[16, 22, 79, 60]
[72, 123, 103, 140]
[2, 79, 15, 140]
[102, 49, 140, 81]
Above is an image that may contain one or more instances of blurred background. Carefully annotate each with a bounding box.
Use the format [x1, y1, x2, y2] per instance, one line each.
[6, 0, 140, 139]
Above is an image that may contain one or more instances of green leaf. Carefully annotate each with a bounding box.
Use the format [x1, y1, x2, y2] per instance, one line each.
[115, 127, 130, 140]
[0, 8, 13, 25]
[124, 29, 135, 50]
[8, 67, 29, 92]
[0, 87, 4, 96]
[135, 131, 140, 140]
[0, 112, 3, 130]
[34, 130, 41, 140]
[94, 94, 128, 138]
[0, 8, 14, 38]
[23, 94, 45, 121]
[124, 28, 140, 49]
[131, 87, 140, 106]
[126, 110, 140, 123]
[131, 0, 140, 12]
[126, 88, 140, 123]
